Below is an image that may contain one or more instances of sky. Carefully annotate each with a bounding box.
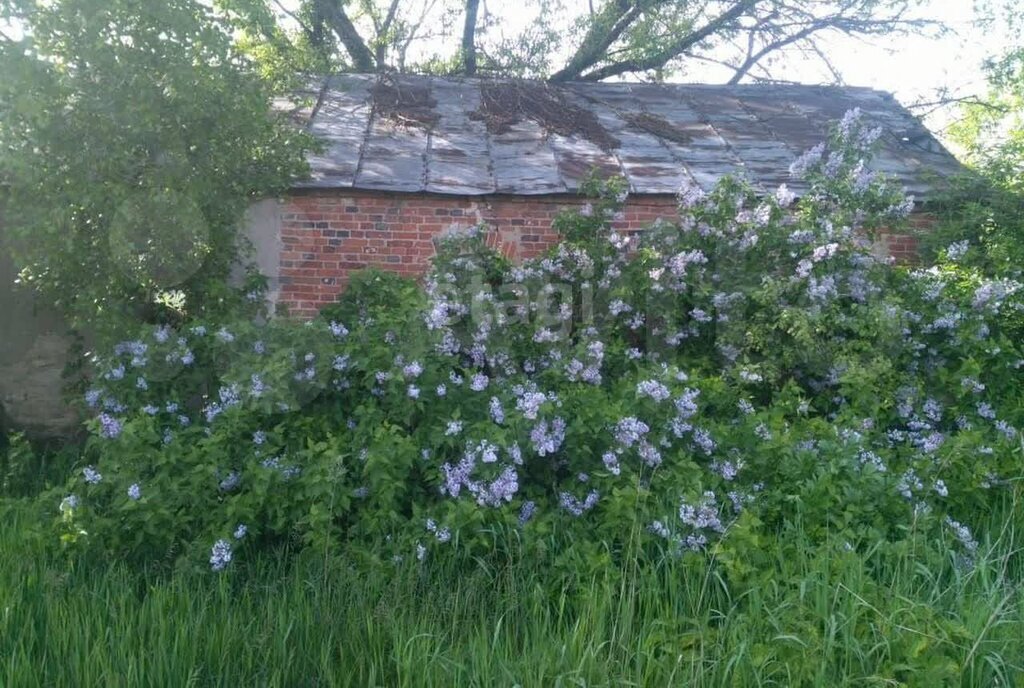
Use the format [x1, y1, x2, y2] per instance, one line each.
[3, 0, 1012, 139]
[474, 0, 1013, 137]
[719, 0, 1011, 132]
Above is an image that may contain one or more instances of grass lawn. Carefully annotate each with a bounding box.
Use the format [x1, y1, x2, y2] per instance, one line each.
[2, 498, 1023, 687]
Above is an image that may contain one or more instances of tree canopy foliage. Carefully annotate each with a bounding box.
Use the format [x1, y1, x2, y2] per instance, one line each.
[950, 2, 1024, 190]
[218, 0, 938, 85]
[0, 0, 312, 334]
[918, 1, 1024, 281]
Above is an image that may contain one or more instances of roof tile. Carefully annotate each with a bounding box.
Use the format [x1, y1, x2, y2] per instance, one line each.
[299, 74, 963, 198]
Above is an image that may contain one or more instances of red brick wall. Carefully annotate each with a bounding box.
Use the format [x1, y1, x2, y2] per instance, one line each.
[878, 212, 933, 265]
[278, 189, 923, 317]
[278, 191, 678, 316]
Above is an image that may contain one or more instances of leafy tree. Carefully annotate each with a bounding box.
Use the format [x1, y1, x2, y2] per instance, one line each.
[221, 0, 940, 83]
[917, 1, 1023, 279]
[949, 13, 1023, 192]
[0, 0, 313, 335]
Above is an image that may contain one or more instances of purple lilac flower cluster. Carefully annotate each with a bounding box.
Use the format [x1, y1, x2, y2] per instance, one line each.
[70, 110, 1024, 572]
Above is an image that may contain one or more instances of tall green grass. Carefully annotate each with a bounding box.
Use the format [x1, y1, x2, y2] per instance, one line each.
[1, 499, 1022, 687]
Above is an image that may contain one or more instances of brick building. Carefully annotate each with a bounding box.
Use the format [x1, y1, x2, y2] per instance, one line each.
[245, 74, 963, 318]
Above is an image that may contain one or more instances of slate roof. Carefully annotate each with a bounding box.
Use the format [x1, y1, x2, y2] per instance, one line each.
[293, 73, 963, 198]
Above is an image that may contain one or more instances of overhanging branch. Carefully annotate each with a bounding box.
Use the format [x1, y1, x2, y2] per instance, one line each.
[314, 0, 375, 72]
[573, 0, 756, 82]
[549, 1, 651, 83]
[462, 0, 481, 75]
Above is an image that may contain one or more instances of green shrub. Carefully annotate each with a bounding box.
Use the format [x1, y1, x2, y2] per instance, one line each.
[0, 0, 313, 336]
[318, 268, 426, 328]
[52, 110, 1024, 575]
[1, 433, 79, 498]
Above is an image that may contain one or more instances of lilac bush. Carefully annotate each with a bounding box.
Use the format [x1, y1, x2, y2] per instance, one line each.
[56, 110, 1023, 572]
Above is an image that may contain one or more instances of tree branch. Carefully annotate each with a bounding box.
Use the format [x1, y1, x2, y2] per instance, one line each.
[909, 95, 1011, 119]
[314, 0, 375, 72]
[572, 0, 757, 82]
[397, 0, 439, 72]
[724, 1, 938, 86]
[393, 0, 438, 71]
[727, 21, 824, 84]
[549, 1, 650, 83]
[462, 0, 481, 75]
[272, 0, 315, 38]
[374, 0, 401, 68]
[808, 38, 844, 84]
[380, 0, 401, 35]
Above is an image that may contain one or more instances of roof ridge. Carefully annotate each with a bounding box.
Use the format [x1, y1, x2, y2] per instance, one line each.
[316, 72, 894, 95]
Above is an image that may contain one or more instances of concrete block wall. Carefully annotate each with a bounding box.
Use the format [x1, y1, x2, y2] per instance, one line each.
[0, 230, 79, 438]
